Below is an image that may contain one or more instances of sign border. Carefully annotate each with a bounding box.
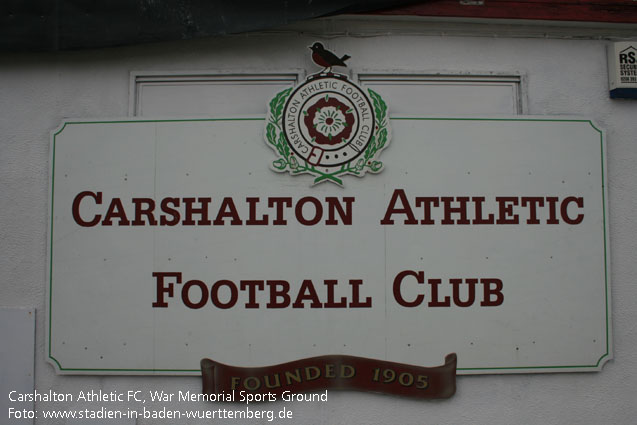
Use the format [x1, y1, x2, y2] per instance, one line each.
[46, 116, 611, 375]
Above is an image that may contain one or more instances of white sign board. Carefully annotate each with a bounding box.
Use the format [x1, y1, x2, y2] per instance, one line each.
[47, 117, 611, 375]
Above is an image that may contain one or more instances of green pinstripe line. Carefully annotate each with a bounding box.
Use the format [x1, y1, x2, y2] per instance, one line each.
[49, 127, 58, 365]
[52, 122, 68, 137]
[391, 117, 592, 123]
[57, 368, 200, 372]
[63, 117, 594, 125]
[598, 124, 611, 360]
[459, 364, 597, 371]
[62, 118, 265, 125]
[49, 355, 62, 369]
[48, 117, 611, 373]
[584, 120, 611, 366]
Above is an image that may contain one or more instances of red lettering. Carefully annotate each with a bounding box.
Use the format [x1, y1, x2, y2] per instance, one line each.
[441, 197, 470, 225]
[324, 280, 347, 308]
[292, 280, 323, 308]
[72, 191, 102, 227]
[325, 197, 354, 225]
[246, 197, 268, 225]
[160, 198, 180, 226]
[266, 280, 291, 308]
[349, 279, 372, 307]
[295, 197, 323, 226]
[381, 189, 417, 225]
[561, 196, 584, 224]
[268, 197, 292, 225]
[393, 270, 425, 307]
[519, 197, 543, 224]
[152, 272, 181, 307]
[240, 280, 264, 308]
[131, 198, 157, 226]
[472, 197, 494, 224]
[211, 280, 238, 309]
[480, 278, 504, 306]
[101, 198, 130, 226]
[495, 197, 519, 224]
[181, 279, 208, 309]
[182, 197, 212, 225]
[451, 278, 478, 307]
[415, 197, 439, 224]
[428, 278, 451, 307]
[213, 198, 243, 225]
[546, 197, 560, 224]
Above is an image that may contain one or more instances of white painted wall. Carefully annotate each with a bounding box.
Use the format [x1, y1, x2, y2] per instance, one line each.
[1, 16, 636, 425]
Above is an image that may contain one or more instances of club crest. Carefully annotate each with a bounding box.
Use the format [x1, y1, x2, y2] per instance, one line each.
[265, 46, 391, 186]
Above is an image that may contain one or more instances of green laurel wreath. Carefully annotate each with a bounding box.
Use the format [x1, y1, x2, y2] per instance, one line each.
[266, 87, 389, 185]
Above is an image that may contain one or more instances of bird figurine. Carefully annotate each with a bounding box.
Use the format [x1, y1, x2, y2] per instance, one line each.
[309, 42, 351, 73]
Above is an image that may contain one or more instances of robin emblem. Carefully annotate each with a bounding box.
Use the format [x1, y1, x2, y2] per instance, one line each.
[265, 43, 391, 186]
[309, 42, 351, 73]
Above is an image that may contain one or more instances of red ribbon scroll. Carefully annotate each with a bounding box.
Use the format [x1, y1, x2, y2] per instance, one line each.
[201, 353, 456, 400]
